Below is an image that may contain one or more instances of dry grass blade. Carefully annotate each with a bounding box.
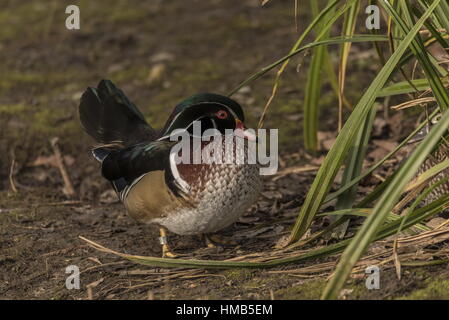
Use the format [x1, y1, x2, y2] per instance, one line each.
[390, 97, 436, 110]
[403, 158, 449, 192]
[269, 228, 449, 278]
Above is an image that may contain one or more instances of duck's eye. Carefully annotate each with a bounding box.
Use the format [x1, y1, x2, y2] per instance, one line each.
[216, 110, 228, 119]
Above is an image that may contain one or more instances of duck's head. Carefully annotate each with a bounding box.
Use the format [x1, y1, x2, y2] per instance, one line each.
[159, 93, 255, 141]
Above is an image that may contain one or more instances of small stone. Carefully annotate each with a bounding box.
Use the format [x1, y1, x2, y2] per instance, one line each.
[146, 63, 166, 85]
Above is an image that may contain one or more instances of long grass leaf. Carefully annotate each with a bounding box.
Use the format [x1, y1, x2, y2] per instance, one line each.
[303, 0, 331, 151]
[391, 0, 449, 111]
[338, 1, 360, 129]
[288, 1, 440, 245]
[332, 105, 376, 237]
[378, 77, 449, 97]
[325, 109, 439, 204]
[322, 2, 447, 299]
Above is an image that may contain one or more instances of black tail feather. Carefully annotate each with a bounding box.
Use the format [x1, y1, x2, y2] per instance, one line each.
[79, 80, 157, 146]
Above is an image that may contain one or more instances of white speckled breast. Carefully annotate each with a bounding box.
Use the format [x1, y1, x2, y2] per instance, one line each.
[152, 137, 262, 235]
[153, 164, 261, 235]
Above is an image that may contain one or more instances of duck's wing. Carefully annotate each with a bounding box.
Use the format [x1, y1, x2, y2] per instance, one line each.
[94, 141, 189, 202]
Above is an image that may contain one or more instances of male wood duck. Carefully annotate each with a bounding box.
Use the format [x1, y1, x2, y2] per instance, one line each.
[79, 80, 262, 257]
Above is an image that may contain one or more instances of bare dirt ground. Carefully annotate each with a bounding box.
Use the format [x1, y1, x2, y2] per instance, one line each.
[1, 0, 449, 300]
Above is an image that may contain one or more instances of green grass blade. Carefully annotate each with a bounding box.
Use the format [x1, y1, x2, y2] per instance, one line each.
[433, 1, 449, 42]
[397, 35, 449, 75]
[378, 77, 449, 97]
[393, 174, 449, 243]
[303, 0, 332, 151]
[287, 0, 441, 245]
[405, 158, 449, 192]
[390, 0, 449, 111]
[321, 5, 446, 298]
[415, 5, 449, 55]
[303, 47, 325, 151]
[332, 105, 376, 237]
[337, 107, 376, 209]
[323, 104, 449, 297]
[325, 109, 439, 204]
[369, 0, 387, 65]
[228, 35, 390, 97]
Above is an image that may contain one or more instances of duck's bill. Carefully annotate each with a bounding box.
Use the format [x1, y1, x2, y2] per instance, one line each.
[235, 119, 257, 142]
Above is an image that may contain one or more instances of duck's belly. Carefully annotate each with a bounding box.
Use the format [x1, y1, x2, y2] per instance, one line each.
[152, 164, 262, 235]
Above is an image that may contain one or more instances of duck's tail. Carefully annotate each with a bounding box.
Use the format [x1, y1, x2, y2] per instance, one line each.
[79, 79, 157, 147]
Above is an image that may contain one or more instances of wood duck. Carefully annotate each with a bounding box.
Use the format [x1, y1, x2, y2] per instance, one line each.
[79, 80, 262, 257]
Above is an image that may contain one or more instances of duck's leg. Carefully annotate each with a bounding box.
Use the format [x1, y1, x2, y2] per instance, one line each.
[159, 227, 177, 258]
[204, 234, 237, 248]
[204, 234, 218, 248]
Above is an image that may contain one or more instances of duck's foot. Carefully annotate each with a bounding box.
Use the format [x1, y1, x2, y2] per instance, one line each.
[204, 234, 219, 248]
[159, 227, 178, 258]
[161, 244, 178, 258]
[204, 234, 237, 248]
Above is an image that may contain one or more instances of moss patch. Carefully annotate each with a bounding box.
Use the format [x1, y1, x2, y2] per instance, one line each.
[398, 277, 449, 300]
[0, 103, 28, 115]
[273, 278, 326, 300]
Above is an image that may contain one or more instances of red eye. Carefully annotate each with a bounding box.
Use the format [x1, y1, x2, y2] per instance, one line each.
[216, 110, 228, 119]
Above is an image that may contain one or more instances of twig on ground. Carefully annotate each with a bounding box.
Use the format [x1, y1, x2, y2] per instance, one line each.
[50, 137, 76, 198]
[86, 278, 104, 300]
[9, 151, 18, 193]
